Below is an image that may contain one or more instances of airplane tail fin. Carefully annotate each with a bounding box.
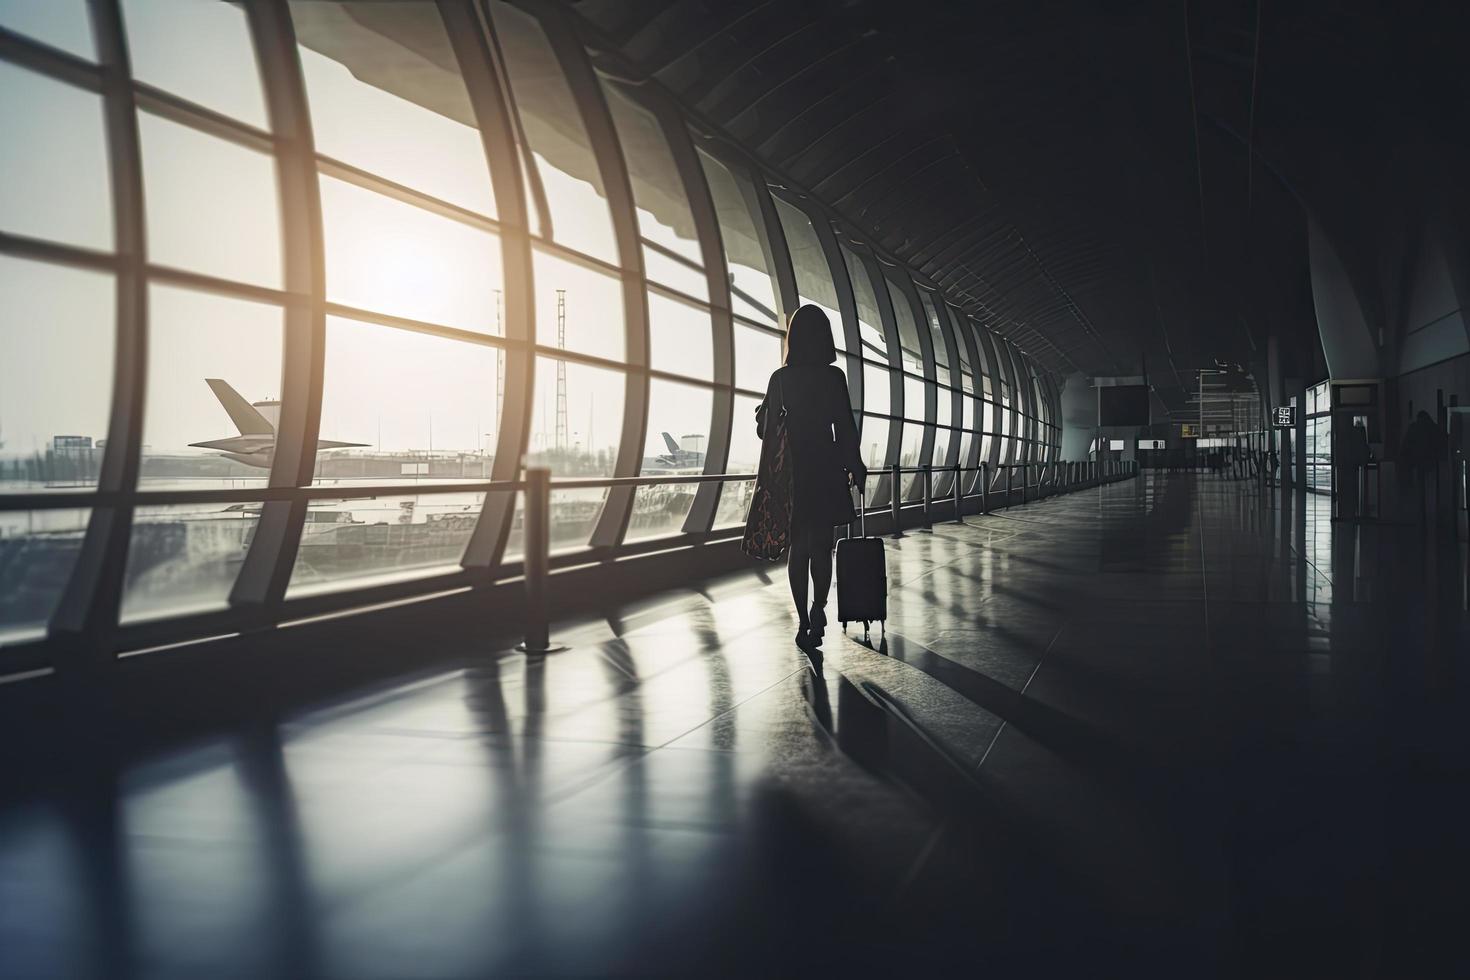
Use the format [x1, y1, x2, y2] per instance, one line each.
[205, 378, 273, 436]
[661, 432, 680, 454]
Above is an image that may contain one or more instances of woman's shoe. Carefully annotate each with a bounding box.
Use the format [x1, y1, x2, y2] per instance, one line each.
[808, 605, 827, 646]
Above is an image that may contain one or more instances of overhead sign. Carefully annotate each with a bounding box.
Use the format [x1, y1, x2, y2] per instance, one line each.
[1180, 424, 1199, 438]
[1137, 439, 1166, 450]
[1108, 439, 1126, 451]
[1273, 406, 1296, 427]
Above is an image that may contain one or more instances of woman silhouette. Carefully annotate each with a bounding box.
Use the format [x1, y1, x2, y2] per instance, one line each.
[756, 305, 867, 646]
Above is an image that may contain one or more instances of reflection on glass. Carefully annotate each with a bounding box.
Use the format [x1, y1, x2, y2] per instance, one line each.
[294, 3, 494, 216]
[862, 362, 891, 417]
[322, 176, 503, 332]
[533, 246, 623, 361]
[734, 323, 781, 393]
[919, 290, 951, 387]
[628, 379, 712, 541]
[0, 0, 93, 59]
[124, 0, 266, 126]
[603, 82, 704, 275]
[713, 394, 763, 526]
[884, 272, 924, 374]
[773, 197, 843, 349]
[315, 316, 501, 486]
[490, 1, 616, 262]
[962, 396, 975, 431]
[698, 148, 778, 325]
[142, 284, 282, 489]
[0, 257, 113, 492]
[648, 291, 712, 380]
[287, 490, 484, 595]
[0, 508, 88, 646]
[841, 244, 888, 359]
[120, 503, 260, 621]
[0, 63, 113, 250]
[141, 113, 281, 287]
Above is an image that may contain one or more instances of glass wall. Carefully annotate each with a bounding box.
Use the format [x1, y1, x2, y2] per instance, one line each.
[0, 0, 1062, 661]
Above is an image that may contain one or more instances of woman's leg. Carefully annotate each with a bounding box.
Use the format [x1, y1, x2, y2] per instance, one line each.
[787, 520, 811, 628]
[809, 523, 835, 612]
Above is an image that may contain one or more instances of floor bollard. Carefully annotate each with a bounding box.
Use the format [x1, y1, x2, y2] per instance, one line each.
[516, 466, 567, 654]
[889, 461, 904, 538]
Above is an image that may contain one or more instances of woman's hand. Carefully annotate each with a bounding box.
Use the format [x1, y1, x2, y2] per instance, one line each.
[848, 464, 868, 487]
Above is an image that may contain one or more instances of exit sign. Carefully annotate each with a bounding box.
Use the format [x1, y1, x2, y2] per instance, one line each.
[1273, 406, 1296, 427]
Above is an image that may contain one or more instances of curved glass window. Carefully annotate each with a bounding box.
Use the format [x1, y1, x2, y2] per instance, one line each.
[0, 62, 113, 251]
[898, 422, 925, 495]
[648, 290, 712, 380]
[863, 363, 892, 417]
[322, 176, 502, 333]
[294, 3, 495, 217]
[121, 503, 260, 623]
[734, 323, 781, 394]
[602, 82, 705, 294]
[140, 284, 282, 490]
[141, 113, 282, 288]
[903, 374, 927, 423]
[773, 197, 842, 348]
[0, 509, 89, 646]
[533, 247, 622, 361]
[859, 415, 891, 475]
[125, 0, 267, 127]
[0, 1, 94, 59]
[883, 271, 924, 374]
[946, 304, 974, 386]
[713, 393, 764, 527]
[918, 290, 951, 387]
[490, 1, 617, 262]
[0, 257, 114, 494]
[841, 244, 887, 360]
[314, 316, 502, 487]
[699, 148, 778, 325]
[629, 380, 712, 541]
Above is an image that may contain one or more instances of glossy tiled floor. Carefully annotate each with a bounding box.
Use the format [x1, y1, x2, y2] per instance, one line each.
[3, 474, 1466, 977]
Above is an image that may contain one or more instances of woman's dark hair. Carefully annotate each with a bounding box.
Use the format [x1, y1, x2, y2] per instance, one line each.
[783, 304, 837, 365]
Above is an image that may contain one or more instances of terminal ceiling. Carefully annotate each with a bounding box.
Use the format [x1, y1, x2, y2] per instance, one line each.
[567, 0, 1469, 415]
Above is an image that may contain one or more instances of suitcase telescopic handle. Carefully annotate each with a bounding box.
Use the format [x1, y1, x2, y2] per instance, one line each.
[851, 472, 867, 538]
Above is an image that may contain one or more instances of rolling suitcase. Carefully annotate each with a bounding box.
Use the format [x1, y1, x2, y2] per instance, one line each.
[836, 485, 887, 640]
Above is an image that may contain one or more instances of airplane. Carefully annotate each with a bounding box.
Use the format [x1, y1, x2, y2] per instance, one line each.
[641, 432, 706, 472]
[189, 378, 366, 468]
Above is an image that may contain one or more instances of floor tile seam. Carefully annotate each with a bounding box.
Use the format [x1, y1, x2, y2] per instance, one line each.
[972, 614, 1070, 773]
[537, 664, 813, 810]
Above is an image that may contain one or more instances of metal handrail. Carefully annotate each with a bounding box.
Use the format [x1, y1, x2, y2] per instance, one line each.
[517, 455, 1129, 649]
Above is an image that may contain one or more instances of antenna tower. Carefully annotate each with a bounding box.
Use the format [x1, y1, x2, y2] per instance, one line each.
[493, 289, 504, 435]
[555, 289, 568, 452]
